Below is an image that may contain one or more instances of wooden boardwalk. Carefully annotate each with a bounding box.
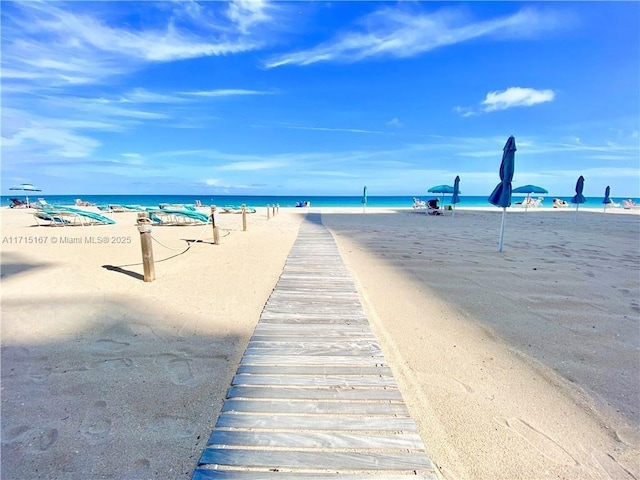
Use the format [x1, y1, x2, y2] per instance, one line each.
[193, 214, 437, 479]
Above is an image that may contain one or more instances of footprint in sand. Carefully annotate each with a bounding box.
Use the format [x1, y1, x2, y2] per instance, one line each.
[97, 358, 134, 370]
[27, 428, 59, 453]
[155, 353, 197, 386]
[80, 400, 112, 444]
[90, 339, 130, 353]
[2, 425, 58, 452]
[496, 417, 578, 466]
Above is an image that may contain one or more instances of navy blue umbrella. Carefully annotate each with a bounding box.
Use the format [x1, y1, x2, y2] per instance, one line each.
[602, 185, 611, 213]
[488, 136, 516, 252]
[451, 176, 461, 217]
[571, 175, 586, 219]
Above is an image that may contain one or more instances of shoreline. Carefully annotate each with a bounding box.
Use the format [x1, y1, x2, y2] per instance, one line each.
[2, 206, 639, 479]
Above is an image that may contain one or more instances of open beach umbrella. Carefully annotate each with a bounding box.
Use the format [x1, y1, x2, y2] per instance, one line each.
[488, 136, 516, 252]
[602, 185, 611, 213]
[9, 183, 41, 206]
[362, 185, 367, 213]
[512, 184, 548, 211]
[451, 176, 461, 217]
[428, 184, 454, 207]
[571, 175, 586, 220]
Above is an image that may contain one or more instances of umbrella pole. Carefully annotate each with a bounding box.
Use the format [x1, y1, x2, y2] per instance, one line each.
[575, 203, 579, 221]
[452, 204, 456, 218]
[498, 208, 506, 252]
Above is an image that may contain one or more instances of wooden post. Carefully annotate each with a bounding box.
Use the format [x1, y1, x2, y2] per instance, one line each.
[272, 204, 276, 217]
[210, 206, 219, 245]
[267, 204, 270, 220]
[137, 213, 155, 282]
[242, 204, 247, 231]
[276, 203, 280, 214]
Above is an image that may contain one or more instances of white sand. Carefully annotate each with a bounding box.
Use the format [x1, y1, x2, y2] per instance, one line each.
[1, 205, 638, 479]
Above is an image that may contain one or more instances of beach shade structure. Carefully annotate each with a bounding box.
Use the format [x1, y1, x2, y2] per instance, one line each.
[512, 184, 548, 211]
[602, 185, 612, 213]
[362, 185, 367, 213]
[451, 176, 461, 217]
[427, 184, 454, 210]
[488, 135, 517, 252]
[9, 183, 42, 207]
[571, 175, 586, 220]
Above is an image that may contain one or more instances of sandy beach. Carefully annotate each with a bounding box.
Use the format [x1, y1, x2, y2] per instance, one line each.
[1, 205, 639, 479]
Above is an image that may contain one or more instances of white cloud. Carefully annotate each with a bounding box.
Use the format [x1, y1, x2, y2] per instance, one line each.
[482, 87, 555, 112]
[266, 6, 564, 68]
[226, 0, 273, 34]
[183, 89, 271, 97]
[1, 2, 263, 89]
[387, 118, 403, 127]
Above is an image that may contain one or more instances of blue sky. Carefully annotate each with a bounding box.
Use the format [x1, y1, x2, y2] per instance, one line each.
[2, 1, 639, 197]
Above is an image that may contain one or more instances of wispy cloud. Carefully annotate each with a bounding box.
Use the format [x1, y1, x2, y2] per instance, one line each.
[280, 124, 388, 135]
[265, 6, 565, 68]
[1, 2, 266, 89]
[183, 89, 271, 97]
[482, 87, 555, 112]
[455, 87, 555, 116]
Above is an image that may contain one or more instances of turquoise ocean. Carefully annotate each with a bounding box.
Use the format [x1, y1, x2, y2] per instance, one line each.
[3, 194, 637, 209]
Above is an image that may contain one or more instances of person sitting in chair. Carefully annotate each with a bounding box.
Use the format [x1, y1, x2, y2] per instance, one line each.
[427, 198, 443, 215]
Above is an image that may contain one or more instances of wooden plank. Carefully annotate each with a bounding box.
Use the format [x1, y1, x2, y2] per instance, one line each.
[244, 347, 383, 357]
[194, 471, 437, 480]
[236, 365, 392, 376]
[226, 386, 403, 401]
[206, 430, 423, 449]
[221, 400, 408, 415]
[198, 449, 434, 471]
[250, 334, 378, 342]
[247, 341, 380, 350]
[215, 414, 419, 431]
[240, 355, 387, 366]
[232, 374, 395, 387]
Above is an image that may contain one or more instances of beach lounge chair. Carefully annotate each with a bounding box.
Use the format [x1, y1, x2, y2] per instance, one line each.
[75, 198, 95, 207]
[9, 198, 28, 208]
[33, 211, 69, 226]
[412, 197, 427, 211]
[34, 208, 115, 226]
[553, 198, 569, 208]
[623, 199, 639, 209]
[147, 209, 211, 226]
[427, 199, 443, 216]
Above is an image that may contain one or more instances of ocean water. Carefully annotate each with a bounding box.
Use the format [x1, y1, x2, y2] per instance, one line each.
[2, 194, 638, 210]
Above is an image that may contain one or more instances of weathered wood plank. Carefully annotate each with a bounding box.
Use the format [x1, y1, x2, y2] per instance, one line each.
[240, 355, 387, 366]
[221, 400, 408, 415]
[236, 365, 392, 375]
[226, 386, 403, 401]
[248, 341, 380, 350]
[194, 471, 437, 480]
[232, 374, 395, 387]
[244, 347, 383, 357]
[206, 430, 423, 449]
[215, 414, 419, 431]
[198, 449, 434, 471]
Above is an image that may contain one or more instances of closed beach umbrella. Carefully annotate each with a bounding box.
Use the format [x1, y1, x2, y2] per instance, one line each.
[362, 185, 367, 212]
[9, 183, 41, 206]
[512, 184, 548, 211]
[488, 136, 516, 252]
[602, 185, 611, 213]
[571, 175, 586, 220]
[428, 184, 454, 208]
[451, 176, 461, 217]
